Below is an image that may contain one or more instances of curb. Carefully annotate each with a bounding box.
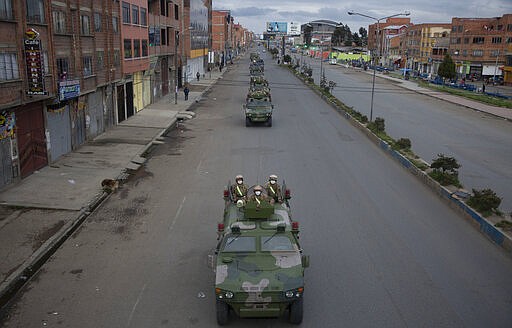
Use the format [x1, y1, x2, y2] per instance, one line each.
[288, 67, 512, 255]
[0, 71, 225, 310]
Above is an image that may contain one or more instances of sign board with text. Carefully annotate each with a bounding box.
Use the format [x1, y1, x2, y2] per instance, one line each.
[24, 37, 45, 95]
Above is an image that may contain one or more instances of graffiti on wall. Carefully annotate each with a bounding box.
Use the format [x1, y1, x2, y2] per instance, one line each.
[0, 110, 16, 140]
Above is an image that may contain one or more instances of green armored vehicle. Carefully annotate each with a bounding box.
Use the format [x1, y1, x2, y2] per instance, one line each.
[243, 90, 273, 127]
[214, 184, 309, 325]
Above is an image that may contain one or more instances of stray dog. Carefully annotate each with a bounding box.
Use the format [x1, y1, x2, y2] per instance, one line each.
[101, 178, 119, 193]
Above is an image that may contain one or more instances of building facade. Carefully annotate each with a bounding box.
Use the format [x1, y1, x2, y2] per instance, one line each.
[212, 10, 229, 66]
[449, 15, 512, 80]
[0, 0, 123, 189]
[148, 0, 181, 102]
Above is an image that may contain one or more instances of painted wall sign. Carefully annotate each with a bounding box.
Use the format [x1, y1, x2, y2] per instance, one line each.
[0, 110, 16, 140]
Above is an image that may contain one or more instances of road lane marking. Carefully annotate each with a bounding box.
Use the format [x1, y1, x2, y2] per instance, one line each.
[126, 283, 147, 327]
[169, 196, 186, 233]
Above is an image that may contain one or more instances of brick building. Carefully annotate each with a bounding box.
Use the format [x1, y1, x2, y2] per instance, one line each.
[449, 15, 512, 80]
[212, 10, 231, 66]
[0, 0, 122, 189]
[148, 0, 182, 102]
[368, 17, 411, 59]
[120, 0, 150, 119]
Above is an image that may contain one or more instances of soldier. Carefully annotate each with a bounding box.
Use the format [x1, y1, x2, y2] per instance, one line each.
[249, 185, 268, 207]
[231, 175, 248, 202]
[265, 174, 282, 203]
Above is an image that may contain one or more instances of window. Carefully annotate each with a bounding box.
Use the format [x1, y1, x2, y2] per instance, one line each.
[0, 0, 13, 19]
[0, 53, 19, 80]
[161, 28, 167, 45]
[80, 15, 90, 35]
[492, 37, 502, 44]
[261, 236, 294, 251]
[112, 16, 119, 33]
[457, 25, 463, 32]
[473, 37, 484, 44]
[160, 0, 167, 16]
[56, 57, 69, 80]
[124, 39, 132, 58]
[472, 50, 483, 57]
[490, 50, 500, 57]
[96, 51, 104, 69]
[122, 2, 130, 24]
[462, 49, 467, 56]
[113, 49, 120, 66]
[497, 25, 503, 31]
[451, 26, 457, 32]
[141, 40, 148, 57]
[52, 10, 66, 33]
[94, 12, 101, 32]
[43, 51, 49, 74]
[508, 24, 512, 32]
[140, 8, 147, 26]
[507, 37, 512, 44]
[174, 4, 178, 20]
[26, 0, 45, 23]
[131, 5, 139, 25]
[83, 56, 93, 76]
[133, 39, 140, 57]
[222, 236, 256, 252]
[149, 27, 160, 46]
[464, 37, 469, 44]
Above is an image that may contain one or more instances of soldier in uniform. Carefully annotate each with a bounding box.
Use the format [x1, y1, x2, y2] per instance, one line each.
[265, 174, 282, 203]
[249, 185, 268, 207]
[231, 175, 248, 202]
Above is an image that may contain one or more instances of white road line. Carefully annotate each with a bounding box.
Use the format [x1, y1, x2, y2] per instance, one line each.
[169, 196, 186, 233]
[126, 283, 147, 327]
[196, 159, 203, 172]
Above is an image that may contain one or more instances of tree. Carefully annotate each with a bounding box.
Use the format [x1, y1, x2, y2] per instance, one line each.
[359, 27, 368, 47]
[467, 188, 501, 216]
[431, 154, 460, 175]
[352, 32, 361, 47]
[437, 54, 456, 81]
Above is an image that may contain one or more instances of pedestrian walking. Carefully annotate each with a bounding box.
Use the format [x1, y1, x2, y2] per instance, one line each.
[183, 86, 189, 100]
[482, 84, 486, 93]
[196, 71, 200, 81]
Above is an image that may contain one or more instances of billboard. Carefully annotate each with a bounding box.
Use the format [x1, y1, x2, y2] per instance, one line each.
[288, 22, 300, 35]
[190, 0, 208, 51]
[266, 22, 287, 34]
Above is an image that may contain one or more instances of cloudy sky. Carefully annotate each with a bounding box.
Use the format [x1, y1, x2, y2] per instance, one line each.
[212, 0, 511, 34]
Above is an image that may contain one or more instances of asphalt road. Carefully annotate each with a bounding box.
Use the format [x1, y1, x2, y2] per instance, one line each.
[301, 56, 512, 213]
[2, 50, 512, 327]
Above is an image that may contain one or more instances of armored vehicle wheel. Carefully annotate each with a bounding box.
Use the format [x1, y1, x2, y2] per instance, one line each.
[266, 117, 272, 127]
[289, 298, 303, 324]
[245, 117, 252, 127]
[216, 300, 229, 325]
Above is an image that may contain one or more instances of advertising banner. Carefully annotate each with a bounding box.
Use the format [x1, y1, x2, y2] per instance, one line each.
[288, 22, 300, 35]
[24, 38, 45, 95]
[266, 22, 287, 34]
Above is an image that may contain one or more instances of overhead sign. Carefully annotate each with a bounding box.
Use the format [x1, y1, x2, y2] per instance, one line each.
[24, 29, 45, 95]
[288, 22, 300, 35]
[266, 22, 287, 34]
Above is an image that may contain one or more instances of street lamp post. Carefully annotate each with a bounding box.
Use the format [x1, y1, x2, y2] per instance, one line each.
[348, 10, 410, 122]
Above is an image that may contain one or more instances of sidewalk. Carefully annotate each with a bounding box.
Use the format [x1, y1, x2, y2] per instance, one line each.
[0, 69, 225, 308]
[359, 66, 512, 121]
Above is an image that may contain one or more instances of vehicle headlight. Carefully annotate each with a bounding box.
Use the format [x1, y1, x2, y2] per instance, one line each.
[225, 291, 234, 299]
[284, 287, 304, 298]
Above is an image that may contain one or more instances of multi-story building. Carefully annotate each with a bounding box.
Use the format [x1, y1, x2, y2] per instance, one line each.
[368, 17, 411, 59]
[449, 15, 512, 80]
[182, 0, 210, 83]
[0, 0, 122, 189]
[402, 23, 451, 75]
[381, 24, 408, 67]
[504, 43, 512, 85]
[212, 10, 230, 66]
[148, 0, 182, 102]
[119, 0, 150, 119]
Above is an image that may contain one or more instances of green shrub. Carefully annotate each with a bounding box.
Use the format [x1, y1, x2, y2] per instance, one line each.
[393, 138, 411, 150]
[367, 117, 385, 133]
[428, 170, 461, 187]
[431, 154, 460, 175]
[467, 188, 502, 216]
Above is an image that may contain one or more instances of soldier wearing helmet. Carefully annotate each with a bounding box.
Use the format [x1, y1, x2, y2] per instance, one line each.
[231, 175, 248, 202]
[249, 185, 268, 207]
[264, 174, 282, 203]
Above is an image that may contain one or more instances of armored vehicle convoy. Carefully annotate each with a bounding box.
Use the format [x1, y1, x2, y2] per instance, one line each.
[244, 90, 273, 127]
[214, 183, 309, 325]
